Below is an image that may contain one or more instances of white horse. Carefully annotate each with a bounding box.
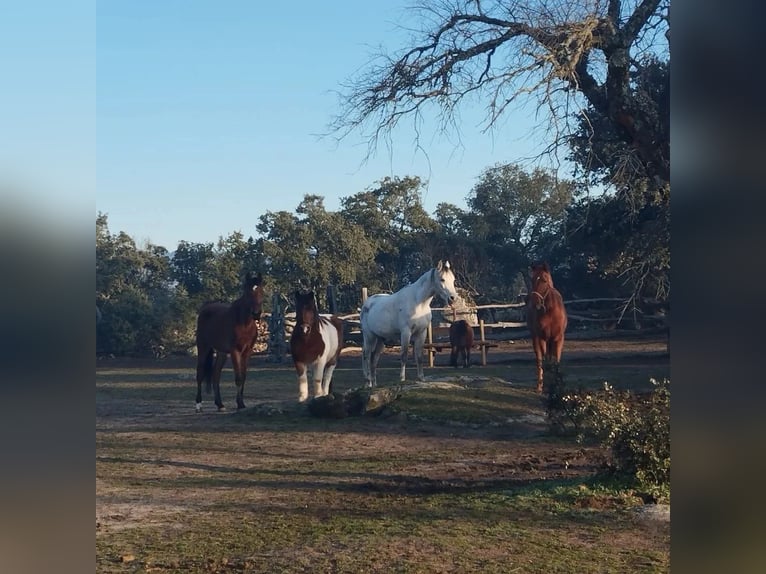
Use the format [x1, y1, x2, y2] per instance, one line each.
[360, 260, 459, 386]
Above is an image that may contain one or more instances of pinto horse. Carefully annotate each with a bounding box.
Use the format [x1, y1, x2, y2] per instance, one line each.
[195, 273, 264, 411]
[361, 260, 459, 386]
[289, 290, 344, 402]
[449, 320, 474, 368]
[526, 262, 567, 393]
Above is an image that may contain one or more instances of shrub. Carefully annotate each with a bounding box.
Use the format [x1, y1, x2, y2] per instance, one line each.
[548, 375, 670, 491]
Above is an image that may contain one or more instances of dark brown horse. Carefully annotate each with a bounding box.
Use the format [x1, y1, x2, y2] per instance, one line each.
[449, 320, 474, 368]
[195, 273, 264, 411]
[526, 262, 567, 393]
[289, 290, 344, 402]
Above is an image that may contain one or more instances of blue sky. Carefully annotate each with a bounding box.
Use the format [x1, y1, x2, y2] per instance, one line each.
[1, 2, 94, 230]
[96, 1, 551, 249]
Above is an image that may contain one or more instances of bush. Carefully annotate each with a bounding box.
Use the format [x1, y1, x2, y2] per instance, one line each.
[548, 376, 670, 491]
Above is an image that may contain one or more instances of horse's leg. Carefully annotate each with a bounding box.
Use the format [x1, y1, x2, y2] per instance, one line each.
[295, 361, 309, 402]
[412, 330, 428, 382]
[398, 330, 413, 382]
[463, 345, 470, 368]
[369, 338, 385, 387]
[312, 359, 327, 397]
[362, 333, 373, 387]
[533, 337, 546, 394]
[552, 335, 565, 373]
[450, 345, 458, 368]
[320, 361, 337, 396]
[211, 352, 228, 410]
[230, 350, 248, 410]
[195, 346, 212, 412]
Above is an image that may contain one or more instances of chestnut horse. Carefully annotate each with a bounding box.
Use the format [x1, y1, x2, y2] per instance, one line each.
[195, 273, 264, 411]
[449, 320, 474, 368]
[289, 290, 344, 402]
[526, 262, 567, 393]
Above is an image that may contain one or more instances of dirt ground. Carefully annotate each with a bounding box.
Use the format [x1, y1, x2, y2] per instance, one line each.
[96, 333, 670, 572]
[99, 332, 669, 371]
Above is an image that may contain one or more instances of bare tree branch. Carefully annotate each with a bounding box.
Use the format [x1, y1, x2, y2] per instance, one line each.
[326, 0, 669, 185]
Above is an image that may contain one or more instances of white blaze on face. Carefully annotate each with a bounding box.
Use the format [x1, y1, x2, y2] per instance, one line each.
[437, 260, 458, 306]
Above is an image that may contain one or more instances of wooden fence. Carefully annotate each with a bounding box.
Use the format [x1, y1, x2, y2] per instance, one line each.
[262, 293, 668, 364]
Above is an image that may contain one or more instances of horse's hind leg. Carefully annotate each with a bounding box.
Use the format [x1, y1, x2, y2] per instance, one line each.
[412, 330, 427, 382]
[369, 338, 385, 387]
[195, 347, 213, 412]
[211, 352, 228, 410]
[450, 346, 458, 368]
[550, 336, 565, 374]
[362, 334, 375, 387]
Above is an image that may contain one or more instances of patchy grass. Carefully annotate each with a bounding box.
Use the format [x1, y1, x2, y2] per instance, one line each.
[97, 344, 669, 573]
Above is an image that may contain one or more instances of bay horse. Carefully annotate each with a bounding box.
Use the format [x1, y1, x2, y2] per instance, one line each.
[289, 290, 344, 402]
[449, 319, 474, 368]
[361, 260, 458, 386]
[526, 262, 567, 393]
[195, 273, 264, 411]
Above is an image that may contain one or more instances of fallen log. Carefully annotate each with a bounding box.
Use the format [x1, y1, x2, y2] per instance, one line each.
[307, 386, 403, 418]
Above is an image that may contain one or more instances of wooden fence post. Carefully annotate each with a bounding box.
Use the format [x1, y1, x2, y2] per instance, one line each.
[427, 323, 435, 368]
[267, 292, 287, 363]
[479, 319, 487, 366]
[326, 284, 337, 314]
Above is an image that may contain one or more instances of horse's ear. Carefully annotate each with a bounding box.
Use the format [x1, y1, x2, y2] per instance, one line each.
[436, 260, 443, 271]
[255, 272, 263, 284]
[542, 262, 551, 273]
[444, 260, 451, 270]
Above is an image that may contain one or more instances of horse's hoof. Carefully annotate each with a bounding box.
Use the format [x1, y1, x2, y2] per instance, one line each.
[195, 403, 202, 413]
[217, 405, 226, 412]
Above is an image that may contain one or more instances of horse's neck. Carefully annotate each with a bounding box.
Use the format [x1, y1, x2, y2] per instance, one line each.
[232, 297, 255, 323]
[534, 282, 552, 297]
[408, 271, 436, 308]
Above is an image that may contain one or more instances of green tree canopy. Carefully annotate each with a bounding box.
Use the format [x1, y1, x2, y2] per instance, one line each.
[257, 195, 376, 310]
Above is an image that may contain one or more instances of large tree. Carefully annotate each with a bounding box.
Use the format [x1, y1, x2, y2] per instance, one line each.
[329, 0, 669, 187]
[329, 0, 669, 302]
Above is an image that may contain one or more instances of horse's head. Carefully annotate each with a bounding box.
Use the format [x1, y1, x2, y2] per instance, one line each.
[294, 290, 318, 336]
[244, 273, 265, 319]
[434, 260, 459, 307]
[529, 262, 554, 311]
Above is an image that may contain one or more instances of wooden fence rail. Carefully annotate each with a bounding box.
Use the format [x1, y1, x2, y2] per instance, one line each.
[261, 296, 668, 362]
